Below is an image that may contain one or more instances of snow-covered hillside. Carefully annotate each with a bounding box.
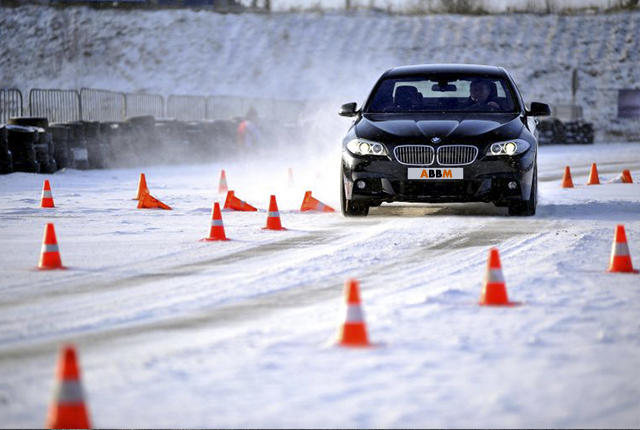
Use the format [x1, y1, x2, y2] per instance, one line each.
[1, 6, 639, 139]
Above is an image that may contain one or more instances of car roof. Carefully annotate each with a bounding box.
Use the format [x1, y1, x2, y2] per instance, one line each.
[384, 63, 506, 78]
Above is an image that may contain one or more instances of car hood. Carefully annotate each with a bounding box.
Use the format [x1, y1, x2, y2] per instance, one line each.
[355, 113, 524, 146]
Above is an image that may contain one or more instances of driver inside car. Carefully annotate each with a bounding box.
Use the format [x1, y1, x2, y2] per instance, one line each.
[461, 79, 501, 111]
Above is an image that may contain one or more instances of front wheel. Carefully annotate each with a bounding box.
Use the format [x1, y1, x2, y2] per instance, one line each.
[340, 167, 369, 217]
[508, 167, 537, 216]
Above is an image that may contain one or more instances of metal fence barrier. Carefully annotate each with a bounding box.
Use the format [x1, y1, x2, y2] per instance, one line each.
[29, 89, 81, 123]
[0, 89, 23, 124]
[125, 93, 164, 119]
[206, 95, 245, 120]
[167, 95, 206, 121]
[80, 88, 125, 122]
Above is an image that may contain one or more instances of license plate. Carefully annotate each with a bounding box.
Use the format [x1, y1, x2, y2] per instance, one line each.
[408, 168, 463, 180]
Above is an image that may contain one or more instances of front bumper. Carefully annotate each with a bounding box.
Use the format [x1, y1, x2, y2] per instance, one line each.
[342, 148, 535, 204]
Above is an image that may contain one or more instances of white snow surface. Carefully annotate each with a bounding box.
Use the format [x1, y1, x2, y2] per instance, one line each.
[1, 7, 639, 139]
[0, 142, 640, 428]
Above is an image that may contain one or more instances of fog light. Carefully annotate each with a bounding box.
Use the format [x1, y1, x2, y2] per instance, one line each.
[508, 181, 517, 190]
[356, 180, 366, 189]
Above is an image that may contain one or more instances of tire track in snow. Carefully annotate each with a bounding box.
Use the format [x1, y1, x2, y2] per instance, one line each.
[0, 220, 389, 348]
[0, 216, 551, 363]
[0, 221, 393, 360]
[0, 227, 358, 309]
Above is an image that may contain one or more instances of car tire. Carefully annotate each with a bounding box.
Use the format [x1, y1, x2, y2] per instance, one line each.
[340, 166, 369, 217]
[508, 166, 537, 216]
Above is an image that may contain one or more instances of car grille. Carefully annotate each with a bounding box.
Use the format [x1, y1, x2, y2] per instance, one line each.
[436, 145, 479, 166]
[394, 145, 435, 166]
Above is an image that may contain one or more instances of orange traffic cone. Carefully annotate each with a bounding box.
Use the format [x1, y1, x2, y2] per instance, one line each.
[201, 202, 228, 242]
[38, 223, 66, 270]
[218, 170, 228, 194]
[479, 248, 519, 306]
[300, 191, 336, 212]
[133, 173, 149, 200]
[561, 166, 574, 188]
[608, 225, 638, 273]
[337, 279, 371, 347]
[46, 345, 91, 429]
[587, 163, 600, 185]
[40, 179, 55, 208]
[223, 190, 257, 212]
[288, 167, 295, 187]
[622, 169, 634, 184]
[137, 189, 172, 210]
[263, 195, 286, 231]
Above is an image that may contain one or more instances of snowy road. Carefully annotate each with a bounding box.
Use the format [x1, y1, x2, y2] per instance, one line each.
[1, 143, 639, 428]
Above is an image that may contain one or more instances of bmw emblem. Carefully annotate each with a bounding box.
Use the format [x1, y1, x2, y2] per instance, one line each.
[431, 136, 441, 144]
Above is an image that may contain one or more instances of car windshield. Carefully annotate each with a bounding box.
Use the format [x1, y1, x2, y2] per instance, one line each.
[366, 74, 518, 113]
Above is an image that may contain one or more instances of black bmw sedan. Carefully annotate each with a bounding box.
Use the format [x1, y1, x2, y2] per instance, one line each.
[339, 64, 550, 217]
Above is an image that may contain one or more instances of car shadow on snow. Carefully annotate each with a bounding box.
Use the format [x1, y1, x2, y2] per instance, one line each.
[368, 202, 509, 217]
[368, 200, 640, 220]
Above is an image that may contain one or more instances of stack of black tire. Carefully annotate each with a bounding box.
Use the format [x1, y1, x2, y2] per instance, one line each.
[100, 123, 115, 167]
[123, 116, 157, 166]
[60, 122, 90, 170]
[48, 125, 71, 169]
[0, 126, 13, 174]
[155, 119, 186, 163]
[8, 117, 57, 173]
[538, 118, 594, 145]
[564, 121, 594, 144]
[1, 114, 243, 174]
[82, 121, 111, 169]
[184, 122, 210, 161]
[103, 122, 130, 166]
[5, 120, 41, 173]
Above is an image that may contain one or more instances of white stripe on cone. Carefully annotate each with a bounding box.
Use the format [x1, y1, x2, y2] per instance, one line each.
[612, 242, 630, 257]
[485, 268, 505, 284]
[53, 380, 85, 403]
[41, 244, 60, 253]
[344, 304, 364, 322]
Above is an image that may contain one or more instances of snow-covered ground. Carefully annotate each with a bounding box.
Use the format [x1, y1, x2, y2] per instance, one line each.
[0, 142, 639, 428]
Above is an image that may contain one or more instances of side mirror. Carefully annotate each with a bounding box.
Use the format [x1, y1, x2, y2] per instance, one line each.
[339, 102, 358, 117]
[528, 102, 551, 117]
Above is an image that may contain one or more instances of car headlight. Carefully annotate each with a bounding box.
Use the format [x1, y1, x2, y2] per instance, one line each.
[346, 138, 389, 156]
[486, 139, 530, 156]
